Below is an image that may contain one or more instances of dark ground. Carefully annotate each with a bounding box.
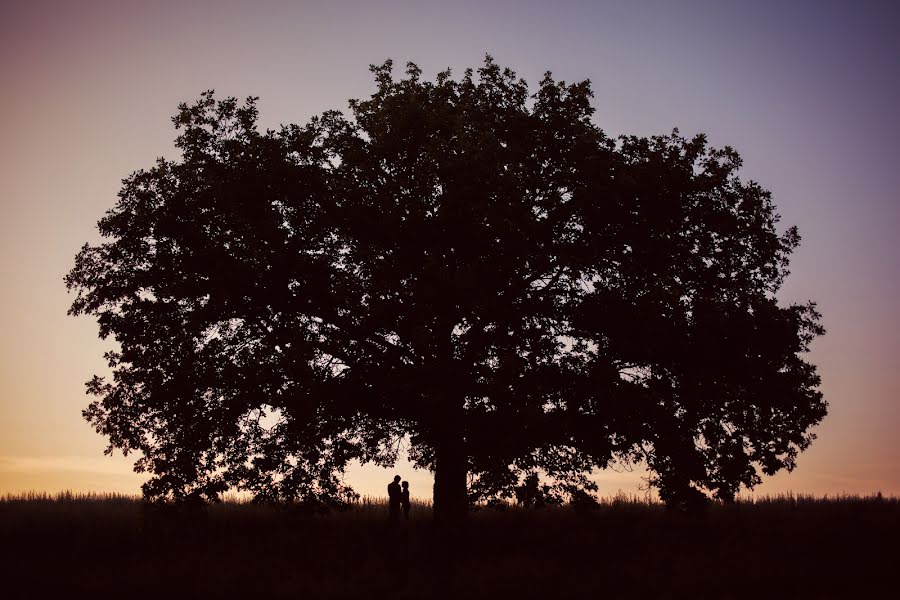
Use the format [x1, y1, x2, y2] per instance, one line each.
[1, 493, 896, 598]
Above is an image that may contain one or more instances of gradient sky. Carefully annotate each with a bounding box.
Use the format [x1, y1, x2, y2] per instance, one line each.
[1, 0, 898, 499]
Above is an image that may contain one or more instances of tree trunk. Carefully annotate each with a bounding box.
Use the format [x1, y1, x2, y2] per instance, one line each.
[432, 426, 468, 525]
[429, 320, 468, 526]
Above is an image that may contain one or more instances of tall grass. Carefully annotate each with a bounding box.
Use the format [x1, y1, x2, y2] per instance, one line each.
[2, 489, 895, 514]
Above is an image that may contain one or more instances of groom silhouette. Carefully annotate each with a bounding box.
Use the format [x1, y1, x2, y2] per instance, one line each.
[387, 475, 402, 521]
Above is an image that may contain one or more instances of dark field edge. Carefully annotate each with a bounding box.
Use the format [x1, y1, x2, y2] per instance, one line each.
[1, 492, 897, 598]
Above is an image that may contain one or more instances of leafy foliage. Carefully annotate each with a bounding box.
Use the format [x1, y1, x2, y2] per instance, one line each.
[66, 57, 825, 513]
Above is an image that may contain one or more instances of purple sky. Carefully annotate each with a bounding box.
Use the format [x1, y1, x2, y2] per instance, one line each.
[1, 0, 898, 498]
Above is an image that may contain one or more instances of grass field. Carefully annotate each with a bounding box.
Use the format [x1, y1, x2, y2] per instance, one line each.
[1, 492, 896, 598]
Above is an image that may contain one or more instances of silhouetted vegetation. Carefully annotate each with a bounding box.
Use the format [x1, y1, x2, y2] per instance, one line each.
[66, 56, 825, 521]
[1, 492, 895, 597]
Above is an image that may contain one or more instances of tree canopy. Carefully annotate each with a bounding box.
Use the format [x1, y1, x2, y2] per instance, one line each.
[67, 57, 825, 519]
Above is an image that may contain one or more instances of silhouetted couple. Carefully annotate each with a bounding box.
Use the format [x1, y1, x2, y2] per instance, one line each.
[388, 475, 411, 521]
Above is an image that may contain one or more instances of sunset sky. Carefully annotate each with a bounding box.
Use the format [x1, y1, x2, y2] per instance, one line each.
[1, 0, 898, 499]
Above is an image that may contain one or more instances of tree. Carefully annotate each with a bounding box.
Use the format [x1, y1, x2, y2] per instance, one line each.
[66, 57, 825, 521]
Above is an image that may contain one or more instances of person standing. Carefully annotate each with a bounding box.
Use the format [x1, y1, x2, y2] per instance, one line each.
[401, 481, 411, 520]
[387, 475, 402, 521]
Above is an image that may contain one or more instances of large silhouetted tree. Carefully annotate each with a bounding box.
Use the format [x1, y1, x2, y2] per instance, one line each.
[67, 57, 825, 521]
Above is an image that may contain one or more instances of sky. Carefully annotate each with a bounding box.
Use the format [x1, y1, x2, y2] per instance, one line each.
[1, 0, 898, 500]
